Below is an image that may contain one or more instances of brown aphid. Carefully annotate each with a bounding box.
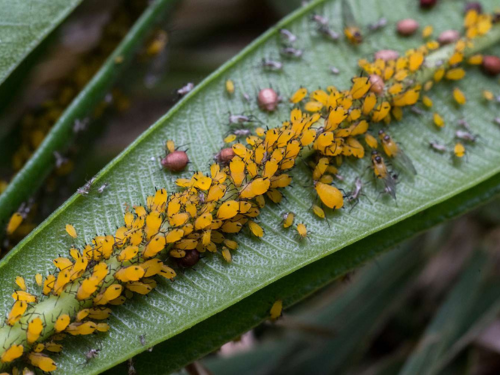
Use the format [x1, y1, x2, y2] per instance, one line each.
[420, 0, 437, 8]
[482, 56, 500, 76]
[369, 74, 384, 94]
[162, 151, 189, 172]
[396, 19, 419, 36]
[258, 88, 279, 112]
[374, 49, 399, 61]
[437, 30, 460, 45]
[176, 250, 200, 268]
[215, 148, 236, 164]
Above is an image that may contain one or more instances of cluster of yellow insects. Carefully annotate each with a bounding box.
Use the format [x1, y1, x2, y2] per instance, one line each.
[1, 5, 499, 373]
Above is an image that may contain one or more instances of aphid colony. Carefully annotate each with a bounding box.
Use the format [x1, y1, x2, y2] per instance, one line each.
[1, 6, 500, 374]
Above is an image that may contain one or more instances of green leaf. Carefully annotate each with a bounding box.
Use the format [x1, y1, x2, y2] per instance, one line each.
[0, 0, 82, 86]
[0, 0, 178, 228]
[1, 0, 500, 374]
[398, 251, 489, 375]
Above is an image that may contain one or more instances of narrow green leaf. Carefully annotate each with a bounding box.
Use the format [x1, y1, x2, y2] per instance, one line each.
[0, 0, 82, 86]
[0, 0, 178, 226]
[398, 251, 489, 375]
[1, 0, 500, 374]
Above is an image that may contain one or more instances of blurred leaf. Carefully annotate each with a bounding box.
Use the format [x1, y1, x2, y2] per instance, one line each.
[204, 241, 428, 375]
[0, 0, 82, 86]
[398, 251, 489, 375]
[1, 0, 500, 374]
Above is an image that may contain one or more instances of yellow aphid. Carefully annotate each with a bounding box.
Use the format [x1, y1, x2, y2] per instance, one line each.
[53, 257, 72, 270]
[134, 205, 147, 217]
[45, 342, 63, 353]
[76, 309, 89, 321]
[169, 212, 189, 227]
[6, 212, 23, 235]
[66, 321, 97, 336]
[152, 188, 168, 211]
[468, 54, 483, 65]
[53, 269, 71, 295]
[296, 223, 307, 239]
[89, 307, 112, 320]
[35, 273, 43, 286]
[445, 68, 465, 81]
[226, 79, 235, 94]
[76, 278, 99, 300]
[43, 275, 55, 295]
[453, 88, 466, 105]
[454, 143, 466, 158]
[143, 233, 167, 258]
[217, 200, 240, 220]
[221, 221, 243, 233]
[448, 52, 463, 65]
[290, 87, 307, 103]
[15, 276, 26, 291]
[434, 68, 445, 82]
[97, 322, 110, 332]
[422, 95, 433, 108]
[34, 343, 45, 352]
[175, 239, 198, 250]
[223, 239, 238, 250]
[350, 77, 371, 99]
[224, 134, 237, 143]
[365, 134, 378, 149]
[140, 259, 163, 277]
[166, 140, 176, 153]
[1, 344, 23, 363]
[124, 212, 134, 227]
[433, 113, 445, 128]
[28, 352, 57, 372]
[145, 211, 162, 240]
[7, 301, 27, 326]
[312, 204, 325, 219]
[282, 212, 295, 228]
[422, 25, 433, 38]
[305, 101, 323, 112]
[230, 157, 246, 187]
[409, 51, 424, 72]
[55, 314, 70, 332]
[248, 220, 264, 237]
[362, 93, 377, 115]
[159, 264, 177, 279]
[27, 317, 44, 344]
[240, 178, 271, 199]
[194, 213, 213, 230]
[165, 228, 184, 244]
[483, 90, 494, 101]
[222, 247, 232, 262]
[12, 290, 36, 303]
[65, 224, 77, 238]
[126, 281, 153, 295]
[270, 299, 283, 321]
[315, 182, 344, 209]
[117, 245, 139, 262]
[115, 266, 145, 282]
